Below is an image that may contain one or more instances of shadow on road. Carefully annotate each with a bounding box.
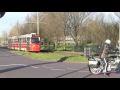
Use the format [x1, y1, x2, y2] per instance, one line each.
[0, 55, 73, 74]
[55, 66, 88, 78]
[57, 56, 71, 62]
[0, 61, 57, 74]
[0, 63, 89, 78]
[0, 54, 89, 78]
[0, 58, 69, 74]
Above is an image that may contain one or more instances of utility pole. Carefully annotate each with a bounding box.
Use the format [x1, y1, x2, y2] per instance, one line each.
[17, 21, 19, 37]
[26, 12, 47, 35]
[37, 12, 39, 35]
[118, 22, 120, 55]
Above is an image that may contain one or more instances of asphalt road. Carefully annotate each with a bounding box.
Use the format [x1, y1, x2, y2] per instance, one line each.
[0, 48, 120, 78]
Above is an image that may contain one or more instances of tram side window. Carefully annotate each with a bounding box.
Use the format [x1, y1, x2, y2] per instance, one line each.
[20, 38, 21, 43]
[23, 38, 26, 43]
[11, 39, 12, 43]
[18, 38, 19, 42]
[12, 39, 14, 43]
[22, 38, 24, 43]
[14, 39, 15, 43]
[15, 39, 18, 43]
[21, 38, 23, 43]
[27, 37, 30, 44]
[18, 38, 21, 43]
[25, 38, 26, 43]
[13, 39, 14, 43]
[15, 39, 17, 43]
[8, 39, 11, 43]
[13, 39, 15, 43]
[11, 39, 13, 43]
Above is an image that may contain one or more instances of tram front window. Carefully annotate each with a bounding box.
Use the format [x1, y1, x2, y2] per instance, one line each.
[31, 38, 40, 43]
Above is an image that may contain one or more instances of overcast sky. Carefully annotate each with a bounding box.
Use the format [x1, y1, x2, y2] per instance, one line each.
[0, 12, 119, 36]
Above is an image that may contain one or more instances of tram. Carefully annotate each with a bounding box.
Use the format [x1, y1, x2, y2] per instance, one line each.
[8, 33, 40, 52]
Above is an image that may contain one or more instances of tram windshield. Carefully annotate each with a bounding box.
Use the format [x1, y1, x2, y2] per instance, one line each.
[31, 38, 40, 43]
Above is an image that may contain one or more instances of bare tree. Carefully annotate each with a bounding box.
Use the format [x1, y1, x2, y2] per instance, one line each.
[46, 12, 63, 50]
[57, 12, 70, 50]
[9, 24, 18, 36]
[67, 12, 94, 47]
[87, 13, 118, 46]
[26, 12, 63, 50]
[1, 31, 8, 46]
[114, 12, 120, 19]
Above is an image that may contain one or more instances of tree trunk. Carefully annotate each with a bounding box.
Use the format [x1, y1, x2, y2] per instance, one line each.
[75, 38, 79, 47]
[63, 36, 66, 51]
[48, 42, 50, 51]
[54, 41, 58, 50]
[43, 41, 46, 49]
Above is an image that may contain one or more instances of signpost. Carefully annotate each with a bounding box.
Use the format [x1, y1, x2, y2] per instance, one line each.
[84, 48, 91, 57]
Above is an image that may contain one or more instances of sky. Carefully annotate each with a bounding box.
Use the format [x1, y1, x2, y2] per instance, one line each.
[0, 12, 32, 36]
[0, 12, 119, 36]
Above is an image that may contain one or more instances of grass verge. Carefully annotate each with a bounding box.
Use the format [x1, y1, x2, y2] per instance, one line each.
[10, 50, 88, 63]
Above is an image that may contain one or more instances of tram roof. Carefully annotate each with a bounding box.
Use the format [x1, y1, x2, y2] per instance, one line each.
[8, 33, 38, 39]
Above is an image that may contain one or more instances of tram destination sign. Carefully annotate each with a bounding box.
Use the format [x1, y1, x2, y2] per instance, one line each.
[32, 34, 40, 37]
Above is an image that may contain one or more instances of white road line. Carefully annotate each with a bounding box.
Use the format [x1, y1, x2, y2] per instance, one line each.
[67, 68, 78, 70]
[0, 64, 40, 69]
[50, 69, 65, 71]
[42, 66, 55, 69]
[31, 66, 39, 68]
[0, 64, 26, 67]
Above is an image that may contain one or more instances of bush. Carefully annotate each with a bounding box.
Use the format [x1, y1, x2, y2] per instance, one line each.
[74, 46, 84, 52]
[73, 44, 99, 54]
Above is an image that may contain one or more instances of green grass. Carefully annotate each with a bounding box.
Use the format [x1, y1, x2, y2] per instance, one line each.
[41, 44, 74, 51]
[41, 43, 99, 54]
[10, 43, 97, 63]
[57, 45, 74, 51]
[10, 50, 88, 62]
[65, 56, 88, 62]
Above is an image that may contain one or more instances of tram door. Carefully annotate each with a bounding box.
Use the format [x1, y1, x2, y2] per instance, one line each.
[27, 37, 30, 51]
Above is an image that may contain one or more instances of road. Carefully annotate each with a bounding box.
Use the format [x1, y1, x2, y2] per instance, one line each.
[0, 48, 120, 78]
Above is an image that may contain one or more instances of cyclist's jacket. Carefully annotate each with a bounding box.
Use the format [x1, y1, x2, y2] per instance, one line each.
[100, 43, 110, 59]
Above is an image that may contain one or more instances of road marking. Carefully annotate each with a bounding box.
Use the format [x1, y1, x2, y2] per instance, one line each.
[0, 64, 26, 67]
[78, 71, 89, 72]
[42, 66, 55, 69]
[67, 68, 78, 70]
[0, 64, 39, 69]
[50, 69, 65, 71]
[31, 66, 39, 68]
